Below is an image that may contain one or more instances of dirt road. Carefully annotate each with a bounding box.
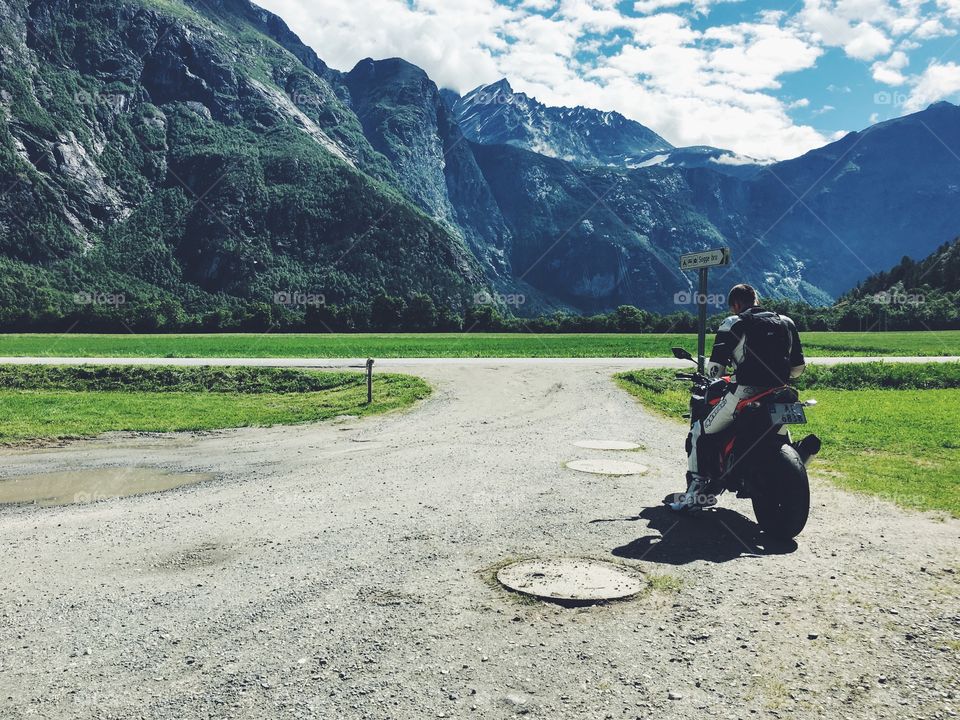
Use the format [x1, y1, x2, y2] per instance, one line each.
[1, 362, 957, 719]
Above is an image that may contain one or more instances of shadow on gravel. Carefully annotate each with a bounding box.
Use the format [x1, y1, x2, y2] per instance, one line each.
[603, 505, 798, 565]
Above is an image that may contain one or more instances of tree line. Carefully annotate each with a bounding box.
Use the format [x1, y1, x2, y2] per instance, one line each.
[2, 287, 957, 333]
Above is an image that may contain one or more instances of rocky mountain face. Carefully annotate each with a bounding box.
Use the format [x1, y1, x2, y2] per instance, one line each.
[0, 0, 485, 321]
[450, 79, 672, 167]
[450, 80, 766, 179]
[469, 143, 831, 312]
[1, 0, 958, 322]
[331, 66, 829, 312]
[341, 58, 517, 291]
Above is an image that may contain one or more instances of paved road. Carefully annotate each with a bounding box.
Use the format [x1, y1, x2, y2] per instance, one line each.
[0, 361, 957, 719]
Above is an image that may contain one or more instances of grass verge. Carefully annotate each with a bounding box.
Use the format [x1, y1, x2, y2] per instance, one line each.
[615, 363, 960, 517]
[1, 330, 958, 358]
[0, 365, 430, 443]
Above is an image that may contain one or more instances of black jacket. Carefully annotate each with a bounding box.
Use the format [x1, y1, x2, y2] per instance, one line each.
[706, 307, 806, 386]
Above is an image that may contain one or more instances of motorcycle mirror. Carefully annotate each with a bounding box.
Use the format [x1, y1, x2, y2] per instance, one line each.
[671, 347, 694, 362]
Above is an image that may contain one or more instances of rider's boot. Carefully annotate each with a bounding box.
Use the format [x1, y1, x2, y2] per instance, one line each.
[668, 472, 717, 512]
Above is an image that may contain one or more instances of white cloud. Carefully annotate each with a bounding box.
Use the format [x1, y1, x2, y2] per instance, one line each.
[843, 23, 893, 59]
[253, 0, 958, 160]
[706, 22, 822, 90]
[593, 19, 826, 158]
[904, 62, 960, 110]
[796, 0, 929, 60]
[255, 0, 513, 92]
[632, 0, 687, 13]
[711, 152, 773, 166]
[872, 50, 909, 85]
[938, 0, 960, 20]
[522, 0, 558, 10]
[913, 18, 956, 39]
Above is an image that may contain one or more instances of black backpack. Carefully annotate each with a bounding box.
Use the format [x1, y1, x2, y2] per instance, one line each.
[736, 310, 792, 386]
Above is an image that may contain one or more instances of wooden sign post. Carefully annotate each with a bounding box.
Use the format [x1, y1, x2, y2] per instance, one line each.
[679, 248, 731, 373]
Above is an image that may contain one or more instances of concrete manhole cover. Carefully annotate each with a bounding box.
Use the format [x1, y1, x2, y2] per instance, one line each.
[566, 459, 648, 476]
[573, 440, 642, 451]
[497, 558, 645, 602]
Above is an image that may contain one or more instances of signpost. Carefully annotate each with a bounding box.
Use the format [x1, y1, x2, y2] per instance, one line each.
[679, 247, 731, 373]
[366, 358, 375, 404]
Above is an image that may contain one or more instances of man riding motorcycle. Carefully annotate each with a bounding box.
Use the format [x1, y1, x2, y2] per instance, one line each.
[670, 284, 806, 512]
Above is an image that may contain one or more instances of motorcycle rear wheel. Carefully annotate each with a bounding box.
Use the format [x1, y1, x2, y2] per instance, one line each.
[751, 444, 810, 539]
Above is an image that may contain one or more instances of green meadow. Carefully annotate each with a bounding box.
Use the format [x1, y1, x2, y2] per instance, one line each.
[1, 330, 958, 358]
[0, 366, 430, 444]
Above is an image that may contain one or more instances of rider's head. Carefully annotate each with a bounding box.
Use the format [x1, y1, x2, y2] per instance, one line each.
[728, 284, 759, 315]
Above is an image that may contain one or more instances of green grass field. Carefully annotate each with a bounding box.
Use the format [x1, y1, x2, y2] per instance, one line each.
[615, 364, 960, 517]
[1, 331, 959, 358]
[0, 366, 430, 444]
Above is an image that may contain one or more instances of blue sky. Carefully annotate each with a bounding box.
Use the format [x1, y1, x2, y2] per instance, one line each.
[257, 0, 960, 159]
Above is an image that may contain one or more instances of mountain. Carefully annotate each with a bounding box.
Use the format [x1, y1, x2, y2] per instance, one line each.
[0, 0, 485, 328]
[341, 64, 813, 312]
[739, 101, 960, 296]
[468, 142, 831, 312]
[450, 79, 672, 167]
[848, 237, 960, 296]
[341, 58, 515, 287]
[1, 0, 958, 327]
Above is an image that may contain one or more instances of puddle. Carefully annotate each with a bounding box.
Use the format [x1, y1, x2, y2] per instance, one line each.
[0, 467, 214, 507]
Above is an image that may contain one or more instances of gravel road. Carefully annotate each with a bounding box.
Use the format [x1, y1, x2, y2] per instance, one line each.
[1, 361, 957, 719]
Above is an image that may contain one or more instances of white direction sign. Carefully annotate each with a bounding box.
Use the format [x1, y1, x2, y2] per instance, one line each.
[680, 247, 731, 271]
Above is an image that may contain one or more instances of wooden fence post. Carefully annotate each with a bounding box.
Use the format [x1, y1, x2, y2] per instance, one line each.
[366, 358, 374, 404]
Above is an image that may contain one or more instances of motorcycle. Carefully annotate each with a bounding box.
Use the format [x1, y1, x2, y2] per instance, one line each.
[669, 347, 821, 540]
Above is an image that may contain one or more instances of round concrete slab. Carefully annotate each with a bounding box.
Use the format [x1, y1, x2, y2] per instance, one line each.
[573, 440, 642, 451]
[566, 459, 648, 476]
[497, 558, 645, 602]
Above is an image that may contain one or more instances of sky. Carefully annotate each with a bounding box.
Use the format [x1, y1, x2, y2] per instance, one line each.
[256, 0, 960, 160]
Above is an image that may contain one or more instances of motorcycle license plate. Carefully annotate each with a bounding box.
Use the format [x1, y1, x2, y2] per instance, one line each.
[769, 402, 807, 425]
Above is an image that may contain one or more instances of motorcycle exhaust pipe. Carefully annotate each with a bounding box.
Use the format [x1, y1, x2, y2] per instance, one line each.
[795, 434, 822, 464]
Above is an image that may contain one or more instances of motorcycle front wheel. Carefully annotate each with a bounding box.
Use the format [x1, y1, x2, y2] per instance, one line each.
[751, 443, 810, 539]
